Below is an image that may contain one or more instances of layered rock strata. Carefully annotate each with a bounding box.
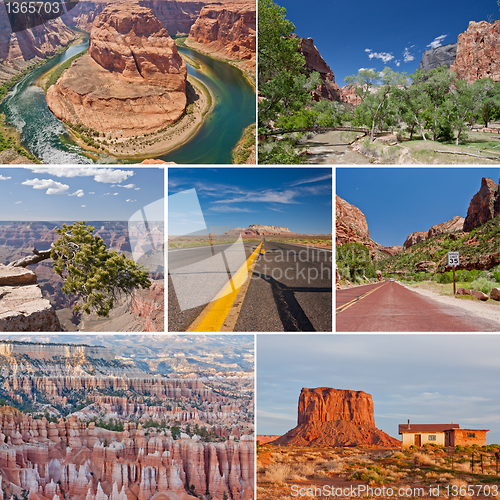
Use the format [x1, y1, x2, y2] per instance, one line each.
[0, 13, 75, 82]
[188, 3, 256, 74]
[47, 4, 187, 138]
[451, 20, 500, 83]
[0, 265, 60, 332]
[403, 216, 465, 249]
[419, 43, 457, 72]
[463, 177, 499, 231]
[272, 387, 400, 447]
[0, 410, 254, 500]
[0, 341, 114, 360]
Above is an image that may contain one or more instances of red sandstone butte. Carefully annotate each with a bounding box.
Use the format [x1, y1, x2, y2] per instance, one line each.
[47, 3, 187, 137]
[272, 387, 401, 447]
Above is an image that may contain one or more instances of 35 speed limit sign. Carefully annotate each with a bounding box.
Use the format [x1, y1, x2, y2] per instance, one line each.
[448, 251, 459, 266]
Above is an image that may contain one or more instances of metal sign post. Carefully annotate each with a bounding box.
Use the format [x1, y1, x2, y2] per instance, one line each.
[448, 251, 460, 295]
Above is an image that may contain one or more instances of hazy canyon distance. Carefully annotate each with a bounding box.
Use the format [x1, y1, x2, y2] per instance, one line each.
[0, 337, 254, 500]
[0, 0, 256, 160]
[0, 221, 164, 333]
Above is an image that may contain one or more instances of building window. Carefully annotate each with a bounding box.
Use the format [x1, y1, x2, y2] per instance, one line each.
[467, 432, 475, 438]
[428, 435, 436, 441]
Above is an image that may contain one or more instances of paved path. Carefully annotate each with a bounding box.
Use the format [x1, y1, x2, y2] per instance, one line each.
[336, 280, 500, 332]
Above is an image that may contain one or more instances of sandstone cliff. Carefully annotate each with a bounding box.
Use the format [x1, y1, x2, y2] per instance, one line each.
[0, 13, 75, 82]
[297, 36, 340, 101]
[188, 2, 256, 75]
[273, 387, 400, 447]
[403, 216, 465, 249]
[451, 20, 500, 83]
[0, 265, 61, 332]
[0, 341, 114, 360]
[47, 3, 187, 138]
[419, 43, 457, 72]
[463, 177, 500, 231]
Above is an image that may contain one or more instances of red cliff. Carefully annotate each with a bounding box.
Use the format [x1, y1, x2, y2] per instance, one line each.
[463, 177, 500, 231]
[451, 20, 500, 83]
[273, 387, 400, 447]
[188, 2, 256, 75]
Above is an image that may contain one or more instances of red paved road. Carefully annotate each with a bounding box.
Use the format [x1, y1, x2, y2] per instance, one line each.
[336, 280, 500, 332]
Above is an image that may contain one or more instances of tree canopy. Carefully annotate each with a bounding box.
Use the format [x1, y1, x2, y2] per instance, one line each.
[9, 221, 151, 317]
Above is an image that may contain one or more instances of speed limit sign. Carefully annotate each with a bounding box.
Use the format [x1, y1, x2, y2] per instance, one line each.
[448, 251, 459, 266]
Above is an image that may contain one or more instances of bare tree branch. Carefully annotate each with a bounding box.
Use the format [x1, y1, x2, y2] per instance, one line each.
[8, 248, 52, 268]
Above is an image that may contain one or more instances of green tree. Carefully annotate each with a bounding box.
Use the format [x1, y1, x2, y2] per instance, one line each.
[336, 242, 372, 282]
[345, 67, 408, 143]
[474, 78, 500, 128]
[7, 221, 151, 317]
[411, 66, 454, 141]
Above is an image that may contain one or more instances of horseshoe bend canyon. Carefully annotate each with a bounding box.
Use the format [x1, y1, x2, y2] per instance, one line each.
[0, 337, 255, 500]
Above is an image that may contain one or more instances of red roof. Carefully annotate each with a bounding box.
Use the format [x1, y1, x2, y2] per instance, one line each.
[399, 424, 460, 434]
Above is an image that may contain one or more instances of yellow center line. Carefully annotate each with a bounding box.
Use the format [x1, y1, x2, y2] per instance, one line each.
[187, 242, 263, 332]
[336, 281, 388, 315]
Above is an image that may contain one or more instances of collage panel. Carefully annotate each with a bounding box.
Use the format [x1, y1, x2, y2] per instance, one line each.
[257, 334, 500, 499]
[257, 0, 500, 165]
[168, 167, 332, 332]
[0, 334, 255, 500]
[0, 166, 164, 332]
[0, 0, 255, 165]
[335, 167, 500, 332]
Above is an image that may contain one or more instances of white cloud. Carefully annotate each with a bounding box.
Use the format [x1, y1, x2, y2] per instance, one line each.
[207, 205, 254, 213]
[289, 173, 332, 187]
[126, 199, 137, 203]
[81, 205, 86, 208]
[427, 34, 448, 49]
[103, 192, 119, 196]
[213, 189, 300, 205]
[27, 167, 134, 184]
[120, 183, 136, 189]
[89, 192, 95, 194]
[0, 175, 11, 181]
[403, 47, 415, 63]
[15, 201, 22, 205]
[395, 60, 401, 67]
[365, 48, 394, 63]
[22, 178, 69, 195]
[69, 189, 84, 198]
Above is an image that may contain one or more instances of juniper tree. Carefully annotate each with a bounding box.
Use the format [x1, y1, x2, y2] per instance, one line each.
[8, 221, 151, 317]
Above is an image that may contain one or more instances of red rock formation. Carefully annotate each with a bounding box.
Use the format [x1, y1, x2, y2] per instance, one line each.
[188, 2, 255, 75]
[297, 37, 340, 101]
[463, 177, 499, 231]
[130, 280, 164, 332]
[336, 195, 369, 240]
[451, 20, 500, 83]
[273, 387, 400, 447]
[339, 84, 362, 106]
[403, 216, 465, 249]
[47, 4, 187, 138]
[0, 411, 254, 500]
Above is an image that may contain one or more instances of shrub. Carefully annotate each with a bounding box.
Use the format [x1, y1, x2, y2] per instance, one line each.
[469, 278, 497, 295]
[263, 464, 291, 484]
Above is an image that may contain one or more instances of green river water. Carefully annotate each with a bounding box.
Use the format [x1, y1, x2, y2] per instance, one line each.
[0, 37, 255, 164]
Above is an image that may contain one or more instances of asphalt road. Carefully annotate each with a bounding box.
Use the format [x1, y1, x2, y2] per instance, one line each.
[336, 280, 500, 332]
[234, 241, 332, 332]
[168, 241, 332, 332]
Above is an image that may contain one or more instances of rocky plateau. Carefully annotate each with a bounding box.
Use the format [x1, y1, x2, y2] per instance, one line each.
[46, 3, 187, 138]
[271, 387, 400, 447]
[418, 43, 457, 72]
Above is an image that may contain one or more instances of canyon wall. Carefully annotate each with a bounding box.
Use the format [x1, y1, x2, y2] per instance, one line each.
[0, 410, 254, 500]
[403, 216, 465, 249]
[463, 177, 500, 231]
[0, 341, 114, 360]
[188, 2, 256, 74]
[451, 20, 500, 83]
[273, 387, 400, 447]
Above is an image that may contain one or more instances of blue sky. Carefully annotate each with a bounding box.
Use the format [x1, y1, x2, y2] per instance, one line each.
[258, 335, 500, 444]
[168, 167, 333, 235]
[277, 0, 500, 85]
[336, 167, 500, 247]
[0, 167, 164, 221]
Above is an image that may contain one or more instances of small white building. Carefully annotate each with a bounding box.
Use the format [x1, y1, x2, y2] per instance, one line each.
[398, 422, 459, 447]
